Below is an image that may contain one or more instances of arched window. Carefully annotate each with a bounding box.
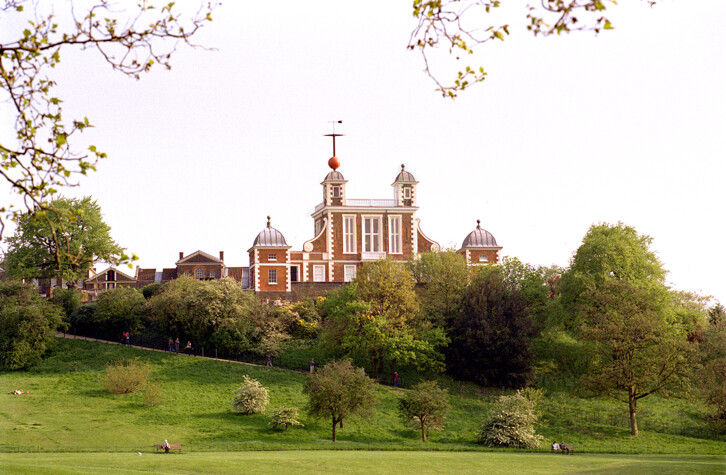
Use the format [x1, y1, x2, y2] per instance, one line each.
[195, 268, 205, 279]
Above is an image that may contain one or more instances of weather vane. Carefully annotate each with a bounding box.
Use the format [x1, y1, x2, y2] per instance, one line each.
[324, 120, 344, 157]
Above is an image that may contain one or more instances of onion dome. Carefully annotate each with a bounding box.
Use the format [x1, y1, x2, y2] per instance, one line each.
[253, 216, 288, 247]
[394, 164, 417, 183]
[461, 220, 499, 248]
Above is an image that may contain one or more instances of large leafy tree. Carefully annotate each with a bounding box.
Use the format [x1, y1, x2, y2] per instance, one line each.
[447, 267, 536, 388]
[562, 222, 695, 436]
[0, 1, 214, 267]
[303, 359, 377, 442]
[0, 279, 63, 370]
[95, 287, 146, 339]
[4, 196, 125, 288]
[409, 250, 469, 328]
[410, 0, 655, 97]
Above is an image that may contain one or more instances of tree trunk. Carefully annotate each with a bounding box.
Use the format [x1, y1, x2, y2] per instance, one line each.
[421, 420, 426, 442]
[332, 418, 338, 442]
[629, 390, 639, 436]
[339, 419, 343, 428]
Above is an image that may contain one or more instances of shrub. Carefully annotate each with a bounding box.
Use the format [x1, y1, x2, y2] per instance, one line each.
[268, 407, 304, 431]
[232, 376, 269, 414]
[476, 389, 543, 448]
[142, 383, 164, 406]
[0, 280, 64, 370]
[102, 357, 150, 394]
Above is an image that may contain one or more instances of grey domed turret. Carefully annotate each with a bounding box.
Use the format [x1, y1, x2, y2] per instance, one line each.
[461, 220, 499, 248]
[253, 216, 288, 247]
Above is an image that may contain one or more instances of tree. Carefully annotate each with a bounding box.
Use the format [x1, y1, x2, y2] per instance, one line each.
[562, 222, 695, 436]
[94, 287, 146, 339]
[232, 376, 269, 415]
[303, 359, 377, 442]
[409, 0, 652, 97]
[0, 1, 215, 240]
[398, 380, 451, 442]
[448, 267, 536, 388]
[320, 283, 447, 376]
[476, 389, 544, 448]
[4, 196, 126, 289]
[355, 258, 420, 331]
[0, 279, 63, 370]
[268, 407, 304, 431]
[409, 250, 469, 328]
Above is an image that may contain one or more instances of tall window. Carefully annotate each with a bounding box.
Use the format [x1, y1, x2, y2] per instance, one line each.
[268, 269, 277, 284]
[344, 265, 357, 282]
[313, 265, 325, 282]
[343, 215, 356, 253]
[363, 216, 381, 252]
[194, 268, 205, 279]
[290, 266, 299, 282]
[332, 185, 341, 198]
[209, 270, 216, 279]
[403, 187, 412, 199]
[269, 253, 277, 261]
[389, 215, 401, 254]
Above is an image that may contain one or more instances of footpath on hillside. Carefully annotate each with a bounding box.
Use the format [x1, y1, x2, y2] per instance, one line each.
[55, 332, 310, 374]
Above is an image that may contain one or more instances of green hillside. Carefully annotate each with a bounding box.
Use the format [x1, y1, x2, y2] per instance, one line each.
[0, 338, 723, 454]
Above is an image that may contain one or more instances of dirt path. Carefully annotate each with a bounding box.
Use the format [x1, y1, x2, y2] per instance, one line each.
[55, 332, 309, 373]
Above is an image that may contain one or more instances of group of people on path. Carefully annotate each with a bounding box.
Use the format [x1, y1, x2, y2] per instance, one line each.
[167, 337, 196, 355]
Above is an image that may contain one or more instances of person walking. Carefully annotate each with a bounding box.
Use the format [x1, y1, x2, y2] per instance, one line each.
[168, 338, 174, 353]
[174, 337, 180, 353]
[393, 371, 399, 388]
[266, 353, 273, 367]
[123, 332, 130, 346]
[309, 358, 315, 374]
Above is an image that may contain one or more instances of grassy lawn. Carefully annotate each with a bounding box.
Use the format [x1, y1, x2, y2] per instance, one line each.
[0, 338, 723, 455]
[1, 452, 724, 474]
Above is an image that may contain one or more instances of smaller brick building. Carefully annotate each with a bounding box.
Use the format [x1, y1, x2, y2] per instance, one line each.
[457, 220, 502, 265]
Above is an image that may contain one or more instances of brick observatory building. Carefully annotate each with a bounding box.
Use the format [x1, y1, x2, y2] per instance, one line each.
[248, 156, 502, 297]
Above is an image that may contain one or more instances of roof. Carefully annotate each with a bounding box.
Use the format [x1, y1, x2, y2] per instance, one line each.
[175, 250, 223, 266]
[393, 164, 417, 183]
[161, 268, 178, 281]
[461, 220, 500, 249]
[252, 216, 289, 247]
[85, 266, 136, 283]
[136, 268, 156, 281]
[323, 170, 345, 181]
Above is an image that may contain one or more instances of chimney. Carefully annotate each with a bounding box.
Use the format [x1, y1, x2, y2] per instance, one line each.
[179, 251, 184, 260]
[219, 251, 224, 261]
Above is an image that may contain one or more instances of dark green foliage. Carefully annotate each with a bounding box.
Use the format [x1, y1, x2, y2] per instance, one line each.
[0, 280, 63, 370]
[51, 288, 82, 317]
[141, 283, 163, 300]
[447, 268, 536, 388]
[95, 287, 146, 339]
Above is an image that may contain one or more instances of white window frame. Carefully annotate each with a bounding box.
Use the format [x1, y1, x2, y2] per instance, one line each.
[315, 219, 323, 236]
[290, 265, 300, 282]
[343, 215, 356, 254]
[268, 269, 277, 285]
[268, 253, 277, 261]
[362, 215, 382, 253]
[194, 268, 205, 279]
[209, 270, 216, 279]
[388, 215, 402, 254]
[344, 265, 357, 282]
[403, 187, 412, 199]
[332, 185, 341, 198]
[313, 265, 325, 282]
[479, 254, 489, 263]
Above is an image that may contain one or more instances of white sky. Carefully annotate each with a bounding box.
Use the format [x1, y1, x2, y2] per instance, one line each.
[2, 1, 725, 304]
